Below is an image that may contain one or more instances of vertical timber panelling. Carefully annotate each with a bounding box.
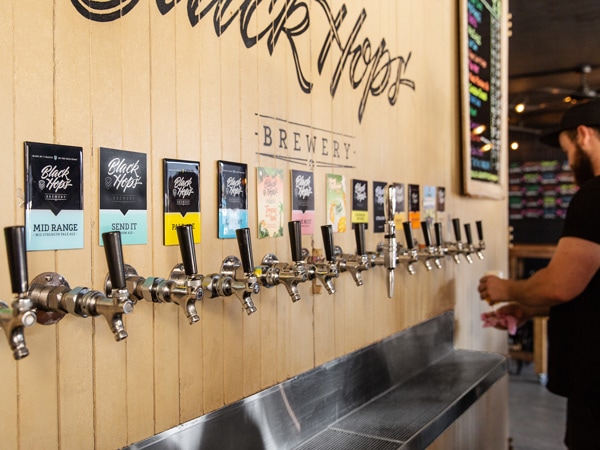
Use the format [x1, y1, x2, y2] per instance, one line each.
[0, 2, 17, 449]
[220, 12, 245, 407]
[238, 8, 262, 399]
[175, 3, 205, 423]
[199, 3, 225, 414]
[13, 2, 59, 448]
[122, 2, 155, 442]
[149, 2, 181, 434]
[54, 3, 95, 449]
[89, 8, 128, 449]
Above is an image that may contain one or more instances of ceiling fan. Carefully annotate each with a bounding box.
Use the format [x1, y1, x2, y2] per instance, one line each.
[534, 64, 598, 100]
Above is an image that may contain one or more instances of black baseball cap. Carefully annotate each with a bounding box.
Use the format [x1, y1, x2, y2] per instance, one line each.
[540, 99, 600, 148]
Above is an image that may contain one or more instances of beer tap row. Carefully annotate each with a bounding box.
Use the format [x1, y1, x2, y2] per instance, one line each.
[1, 187, 485, 360]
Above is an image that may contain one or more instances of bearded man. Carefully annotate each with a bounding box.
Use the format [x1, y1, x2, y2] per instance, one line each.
[478, 99, 600, 449]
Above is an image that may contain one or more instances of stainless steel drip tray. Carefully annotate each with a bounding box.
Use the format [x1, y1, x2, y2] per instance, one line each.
[124, 311, 507, 450]
[294, 350, 505, 450]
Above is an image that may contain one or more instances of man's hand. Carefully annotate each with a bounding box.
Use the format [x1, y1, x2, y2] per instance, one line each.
[478, 274, 511, 305]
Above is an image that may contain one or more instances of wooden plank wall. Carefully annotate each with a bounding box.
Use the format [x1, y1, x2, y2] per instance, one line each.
[0, 1, 509, 448]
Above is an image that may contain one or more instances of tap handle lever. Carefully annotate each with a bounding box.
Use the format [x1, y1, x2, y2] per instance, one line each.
[385, 184, 396, 222]
[354, 223, 366, 255]
[476, 220, 484, 241]
[402, 221, 414, 249]
[420, 221, 432, 247]
[176, 225, 197, 276]
[4, 226, 29, 294]
[452, 218, 462, 242]
[321, 225, 335, 262]
[102, 231, 127, 290]
[464, 223, 473, 245]
[235, 228, 254, 274]
[288, 221, 303, 262]
[434, 222, 443, 247]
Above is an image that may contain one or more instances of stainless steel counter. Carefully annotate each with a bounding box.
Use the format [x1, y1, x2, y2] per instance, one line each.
[124, 310, 507, 450]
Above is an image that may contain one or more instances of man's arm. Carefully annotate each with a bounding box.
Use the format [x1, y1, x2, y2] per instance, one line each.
[479, 236, 600, 307]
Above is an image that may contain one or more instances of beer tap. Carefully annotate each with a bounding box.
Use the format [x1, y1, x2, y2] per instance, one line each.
[169, 224, 234, 306]
[103, 230, 201, 325]
[365, 184, 397, 298]
[334, 223, 370, 286]
[463, 222, 478, 262]
[475, 220, 485, 260]
[417, 221, 442, 270]
[220, 228, 259, 314]
[305, 225, 339, 295]
[256, 221, 308, 302]
[16, 230, 134, 343]
[397, 221, 418, 275]
[434, 222, 449, 261]
[448, 218, 472, 264]
[0, 227, 36, 359]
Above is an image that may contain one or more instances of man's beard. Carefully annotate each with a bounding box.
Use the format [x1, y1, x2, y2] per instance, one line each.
[572, 143, 596, 186]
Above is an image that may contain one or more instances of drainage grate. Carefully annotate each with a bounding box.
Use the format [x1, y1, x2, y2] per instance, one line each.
[294, 429, 401, 450]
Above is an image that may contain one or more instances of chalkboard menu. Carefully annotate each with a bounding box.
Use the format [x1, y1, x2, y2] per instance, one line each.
[460, 0, 504, 199]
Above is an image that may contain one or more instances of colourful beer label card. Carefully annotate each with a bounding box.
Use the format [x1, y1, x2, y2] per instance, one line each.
[24, 142, 84, 251]
[436, 186, 446, 222]
[423, 185, 436, 227]
[163, 158, 201, 246]
[326, 173, 347, 233]
[217, 160, 248, 239]
[99, 147, 147, 245]
[392, 182, 406, 227]
[351, 179, 368, 226]
[373, 181, 386, 232]
[291, 169, 315, 235]
[257, 166, 284, 238]
[408, 184, 420, 229]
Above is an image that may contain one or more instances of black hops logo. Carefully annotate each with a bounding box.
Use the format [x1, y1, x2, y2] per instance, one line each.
[71, 0, 140, 22]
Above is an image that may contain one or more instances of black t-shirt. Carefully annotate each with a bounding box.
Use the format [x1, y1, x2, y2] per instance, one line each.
[547, 175, 600, 398]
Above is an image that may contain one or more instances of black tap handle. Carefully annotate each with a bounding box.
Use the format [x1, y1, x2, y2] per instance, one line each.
[176, 225, 197, 276]
[288, 221, 303, 262]
[420, 221, 432, 247]
[402, 222, 414, 248]
[235, 228, 254, 274]
[434, 222, 443, 246]
[4, 226, 29, 294]
[464, 223, 473, 245]
[321, 225, 335, 262]
[354, 223, 366, 255]
[452, 218, 462, 241]
[102, 231, 127, 290]
[476, 220, 484, 241]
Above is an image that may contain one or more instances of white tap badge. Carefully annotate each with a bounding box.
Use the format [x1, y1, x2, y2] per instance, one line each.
[24, 142, 84, 251]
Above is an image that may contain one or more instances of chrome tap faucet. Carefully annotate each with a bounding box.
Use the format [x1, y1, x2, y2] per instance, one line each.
[383, 184, 397, 297]
[103, 231, 201, 325]
[256, 221, 308, 302]
[335, 223, 370, 286]
[463, 222, 478, 262]
[445, 218, 471, 264]
[306, 225, 339, 295]
[434, 222, 449, 261]
[171, 225, 235, 301]
[220, 228, 259, 315]
[418, 221, 443, 270]
[0, 227, 36, 360]
[397, 221, 419, 275]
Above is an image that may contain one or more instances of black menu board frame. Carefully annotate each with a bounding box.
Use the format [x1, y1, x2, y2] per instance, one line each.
[460, 0, 506, 199]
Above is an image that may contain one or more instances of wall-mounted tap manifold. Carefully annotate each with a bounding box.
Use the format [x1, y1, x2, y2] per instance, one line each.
[0, 227, 37, 360]
[220, 228, 260, 315]
[305, 225, 339, 295]
[256, 221, 309, 302]
[334, 222, 370, 286]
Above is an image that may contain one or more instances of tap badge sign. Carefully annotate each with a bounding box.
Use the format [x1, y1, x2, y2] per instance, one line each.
[99, 147, 148, 245]
[24, 142, 84, 251]
[163, 159, 201, 246]
[217, 160, 248, 239]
